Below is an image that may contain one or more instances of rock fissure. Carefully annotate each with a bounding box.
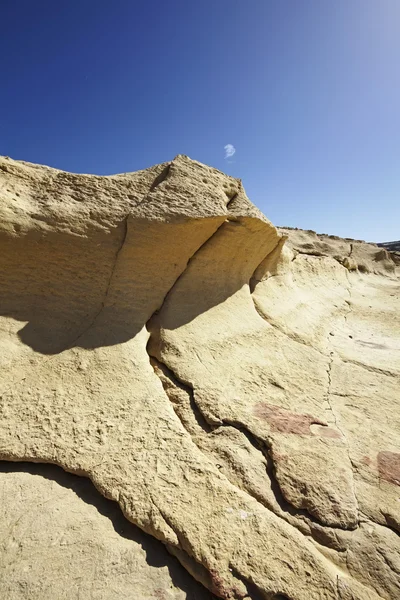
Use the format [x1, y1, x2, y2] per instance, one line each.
[323, 280, 360, 528]
[324, 357, 360, 526]
[248, 236, 285, 293]
[221, 417, 359, 535]
[147, 350, 366, 584]
[375, 546, 400, 576]
[340, 358, 396, 378]
[146, 218, 230, 329]
[149, 355, 212, 434]
[149, 341, 317, 527]
[228, 565, 289, 600]
[324, 356, 346, 441]
[148, 348, 359, 541]
[64, 216, 129, 350]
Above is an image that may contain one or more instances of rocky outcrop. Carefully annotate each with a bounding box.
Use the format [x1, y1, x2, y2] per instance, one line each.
[377, 241, 400, 266]
[0, 155, 399, 599]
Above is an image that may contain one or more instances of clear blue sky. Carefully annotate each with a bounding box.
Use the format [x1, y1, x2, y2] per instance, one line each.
[1, 1, 399, 241]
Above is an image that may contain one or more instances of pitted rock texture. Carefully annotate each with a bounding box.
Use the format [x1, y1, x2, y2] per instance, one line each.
[0, 154, 399, 600]
[0, 462, 214, 600]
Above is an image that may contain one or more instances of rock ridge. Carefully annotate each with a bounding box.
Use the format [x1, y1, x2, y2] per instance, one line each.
[0, 154, 399, 599]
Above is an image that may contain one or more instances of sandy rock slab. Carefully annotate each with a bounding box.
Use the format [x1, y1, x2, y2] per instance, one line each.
[0, 462, 214, 600]
[0, 154, 399, 599]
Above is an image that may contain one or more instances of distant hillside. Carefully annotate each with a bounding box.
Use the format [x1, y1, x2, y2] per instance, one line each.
[377, 240, 400, 252]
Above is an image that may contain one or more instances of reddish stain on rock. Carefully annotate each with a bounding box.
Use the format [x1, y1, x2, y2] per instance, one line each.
[361, 455, 373, 467]
[254, 403, 326, 435]
[318, 426, 342, 439]
[209, 569, 241, 599]
[378, 451, 400, 486]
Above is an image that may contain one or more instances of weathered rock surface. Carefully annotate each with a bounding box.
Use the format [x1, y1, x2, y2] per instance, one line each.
[0, 462, 214, 600]
[0, 154, 399, 599]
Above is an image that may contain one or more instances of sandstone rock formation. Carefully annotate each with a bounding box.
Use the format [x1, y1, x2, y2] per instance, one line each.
[0, 462, 214, 600]
[0, 154, 399, 599]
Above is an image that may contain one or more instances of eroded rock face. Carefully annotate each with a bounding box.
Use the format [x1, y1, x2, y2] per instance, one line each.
[0, 462, 214, 600]
[0, 154, 399, 600]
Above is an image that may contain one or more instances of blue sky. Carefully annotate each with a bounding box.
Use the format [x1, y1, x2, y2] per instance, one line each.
[1, 1, 399, 241]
